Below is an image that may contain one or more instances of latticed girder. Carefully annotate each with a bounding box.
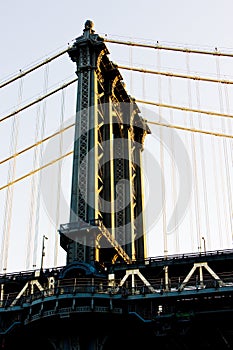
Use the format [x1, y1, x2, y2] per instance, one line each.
[99, 222, 132, 264]
[60, 20, 150, 267]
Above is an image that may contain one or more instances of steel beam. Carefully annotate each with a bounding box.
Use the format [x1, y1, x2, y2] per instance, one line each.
[60, 20, 150, 266]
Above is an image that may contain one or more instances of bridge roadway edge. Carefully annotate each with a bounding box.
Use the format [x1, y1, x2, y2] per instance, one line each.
[0, 249, 233, 348]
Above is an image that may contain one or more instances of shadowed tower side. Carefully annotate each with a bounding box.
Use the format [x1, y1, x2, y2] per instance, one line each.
[59, 20, 150, 269]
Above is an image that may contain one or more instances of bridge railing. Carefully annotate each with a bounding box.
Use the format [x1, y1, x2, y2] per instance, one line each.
[138, 248, 233, 264]
[0, 248, 232, 281]
[1, 273, 233, 309]
[0, 247, 233, 280]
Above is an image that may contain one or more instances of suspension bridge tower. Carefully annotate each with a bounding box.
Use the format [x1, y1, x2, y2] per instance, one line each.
[0, 21, 151, 350]
[59, 20, 150, 273]
[56, 19, 151, 349]
[2, 19, 233, 350]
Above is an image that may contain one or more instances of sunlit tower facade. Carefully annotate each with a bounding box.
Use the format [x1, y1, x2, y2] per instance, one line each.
[59, 20, 150, 268]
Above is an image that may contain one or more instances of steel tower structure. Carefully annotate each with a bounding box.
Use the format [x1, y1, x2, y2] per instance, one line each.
[59, 20, 150, 270]
[1, 20, 233, 350]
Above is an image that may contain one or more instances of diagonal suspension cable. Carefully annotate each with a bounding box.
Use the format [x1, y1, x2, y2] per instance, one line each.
[0, 116, 232, 175]
[0, 151, 73, 192]
[105, 38, 233, 58]
[1, 79, 233, 128]
[2, 37, 232, 91]
[118, 65, 233, 85]
[0, 85, 232, 175]
[0, 102, 231, 175]
[136, 99, 233, 120]
[0, 48, 69, 89]
[0, 123, 232, 194]
[0, 119, 231, 177]
[0, 78, 78, 124]
[147, 120, 233, 139]
[0, 123, 75, 166]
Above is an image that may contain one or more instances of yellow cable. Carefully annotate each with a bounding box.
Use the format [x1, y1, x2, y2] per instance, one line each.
[0, 48, 68, 89]
[0, 151, 73, 192]
[147, 120, 233, 139]
[136, 99, 233, 120]
[118, 65, 233, 85]
[105, 38, 233, 58]
[0, 78, 77, 124]
[0, 123, 75, 166]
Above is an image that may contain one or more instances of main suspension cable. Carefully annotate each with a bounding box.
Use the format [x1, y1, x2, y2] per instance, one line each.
[147, 120, 233, 139]
[0, 48, 69, 89]
[2, 38, 232, 91]
[105, 38, 233, 58]
[0, 119, 231, 174]
[0, 78, 77, 124]
[136, 99, 233, 120]
[2, 80, 233, 127]
[118, 65, 233, 85]
[0, 123, 75, 166]
[0, 121, 233, 197]
[0, 151, 73, 192]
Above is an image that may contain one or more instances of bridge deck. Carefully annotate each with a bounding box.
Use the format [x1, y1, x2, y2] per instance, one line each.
[0, 249, 233, 348]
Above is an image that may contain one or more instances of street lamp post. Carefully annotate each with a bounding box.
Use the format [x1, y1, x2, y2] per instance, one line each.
[40, 235, 48, 270]
[202, 237, 206, 255]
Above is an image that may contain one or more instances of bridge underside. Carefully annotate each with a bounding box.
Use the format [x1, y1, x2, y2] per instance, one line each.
[1, 250, 233, 349]
[2, 309, 233, 349]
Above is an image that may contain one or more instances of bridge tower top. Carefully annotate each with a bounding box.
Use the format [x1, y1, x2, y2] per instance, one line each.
[59, 20, 150, 273]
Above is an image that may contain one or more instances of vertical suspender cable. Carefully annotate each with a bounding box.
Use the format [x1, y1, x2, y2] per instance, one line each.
[208, 65, 222, 249]
[157, 49, 168, 258]
[54, 89, 66, 266]
[224, 85, 233, 162]
[129, 42, 133, 94]
[168, 77, 179, 253]
[186, 53, 202, 253]
[183, 55, 195, 253]
[141, 65, 149, 253]
[223, 84, 233, 244]
[1, 76, 23, 271]
[195, 80, 211, 250]
[32, 64, 49, 268]
[216, 56, 231, 247]
[26, 103, 41, 269]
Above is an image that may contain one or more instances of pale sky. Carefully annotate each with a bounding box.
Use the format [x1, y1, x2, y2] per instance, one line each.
[1, 1, 233, 76]
[0, 0, 233, 272]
